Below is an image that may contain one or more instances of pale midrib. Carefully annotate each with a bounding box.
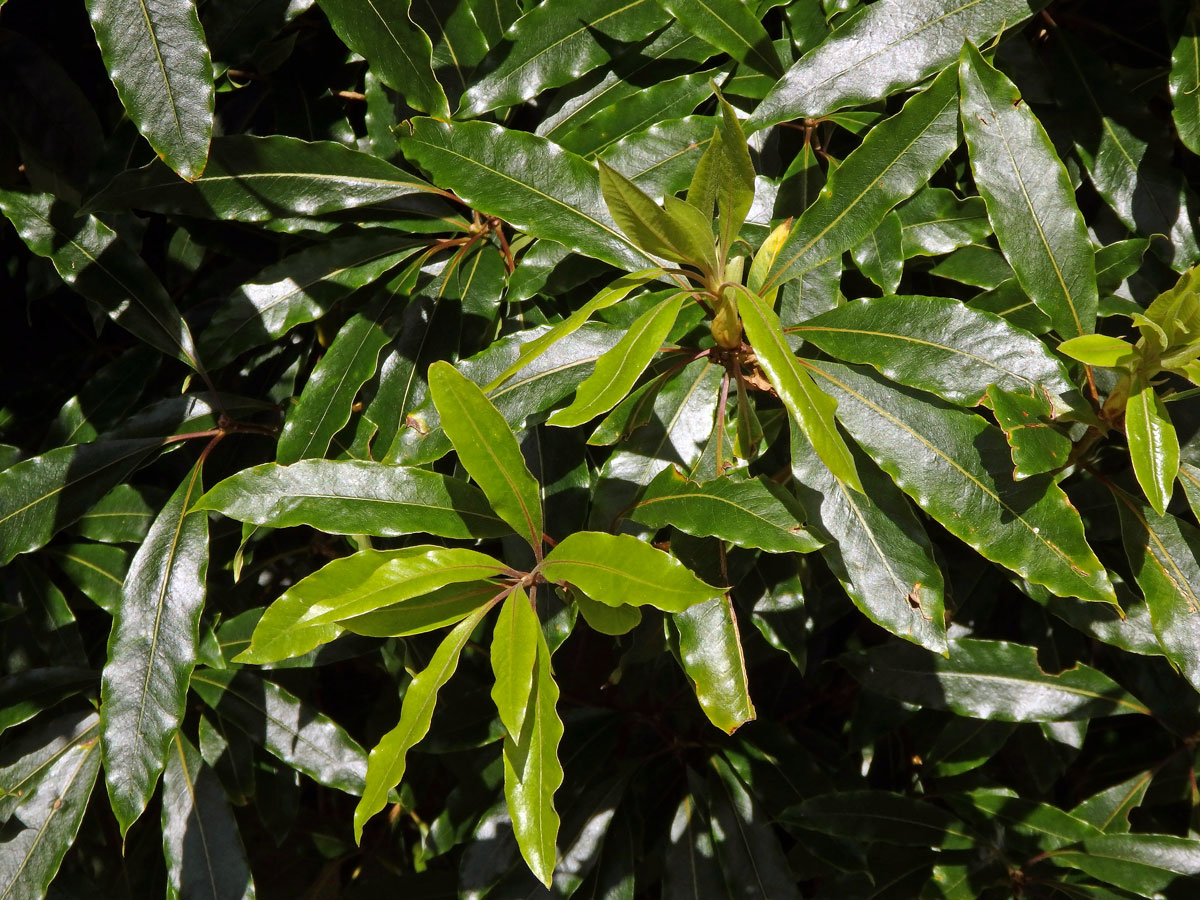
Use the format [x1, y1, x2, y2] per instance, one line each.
[633, 491, 791, 534]
[134, 0, 186, 146]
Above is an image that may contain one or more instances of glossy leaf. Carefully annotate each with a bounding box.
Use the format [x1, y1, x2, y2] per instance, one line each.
[490, 587, 539, 740]
[762, 65, 959, 291]
[196, 460, 509, 539]
[161, 733, 256, 900]
[548, 292, 684, 427]
[1053, 834, 1200, 896]
[1126, 372, 1179, 517]
[71, 483, 157, 543]
[631, 465, 822, 553]
[749, 0, 1045, 128]
[792, 791, 973, 848]
[655, 0, 781, 77]
[1071, 771, 1152, 834]
[842, 638, 1148, 721]
[794, 295, 1078, 415]
[541, 531, 723, 613]
[315, 0, 449, 118]
[83, 0, 213, 179]
[0, 668, 95, 737]
[805, 360, 1116, 606]
[429, 360, 543, 549]
[960, 42, 1098, 339]
[673, 595, 755, 734]
[100, 461, 209, 836]
[52, 542, 128, 614]
[895, 187, 991, 258]
[1171, 10, 1200, 156]
[354, 603, 491, 841]
[985, 385, 1073, 479]
[851, 212, 903, 295]
[341, 580, 500, 637]
[235, 546, 506, 663]
[573, 590, 642, 636]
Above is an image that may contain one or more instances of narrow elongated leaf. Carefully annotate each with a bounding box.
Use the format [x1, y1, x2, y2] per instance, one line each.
[631, 466, 822, 553]
[83, 0, 213, 179]
[354, 603, 491, 841]
[0, 719, 101, 900]
[315, 0, 449, 118]
[491, 587, 539, 740]
[791, 429, 947, 654]
[429, 360, 543, 550]
[0, 668, 95, 737]
[762, 65, 960, 291]
[673, 595, 755, 734]
[895, 188, 991, 257]
[101, 461, 209, 836]
[794, 295, 1078, 415]
[402, 119, 654, 270]
[749, 0, 1046, 129]
[960, 42, 1098, 339]
[599, 162, 713, 265]
[86, 135, 433, 221]
[0, 710, 99, 822]
[792, 791, 973, 848]
[1172, 11, 1200, 156]
[548, 293, 684, 428]
[842, 638, 1148, 721]
[503, 618, 564, 888]
[805, 360, 1116, 605]
[190, 669, 369, 795]
[0, 439, 160, 566]
[196, 460, 509, 539]
[162, 733, 256, 900]
[342, 581, 500, 637]
[461, 0, 670, 117]
[655, 0, 781, 77]
[0, 191, 200, 368]
[954, 790, 1099, 851]
[1053, 833, 1200, 896]
[541, 531, 722, 613]
[235, 546, 506, 663]
[662, 788, 724, 900]
[1115, 488, 1200, 693]
[1071, 771, 1152, 834]
[1126, 373, 1179, 517]
[737, 285, 862, 491]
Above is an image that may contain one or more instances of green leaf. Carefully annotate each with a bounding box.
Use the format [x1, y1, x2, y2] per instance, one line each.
[235, 546, 507, 663]
[953, 789, 1099, 851]
[1171, 10, 1200, 156]
[0, 710, 99, 822]
[1058, 334, 1138, 368]
[491, 587, 539, 740]
[0, 191, 201, 369]
[985, 385, 1073, 480]
[548, 293, 685, 428]
[460, 0, 671, 117]
[341, 581, 500, 638]
[673, 595, 755, 734]
[354, 602, 491, 842]
[749, 0, 1045, 129]
[541, 531, 723, 613]
[1114, 487, 1200, 693]
[0, 715, 101, 899]
[851, 212, 903, 295]
[196, 460, 509, 539]
[276, 301, 396, 464]
[762, 65, 960, 291]
[959, 41, 1098, 339]
[804, 360, 1116, 606]
[0, 668, 95, 737]
[1126, 373, 1180, 517]
[83, 0, 213, 179]
[51, 542, 129, 614]
[315, 0, 449, 118]
[70, 483, 157, 544]
[1070, 771, 1152, 834]
[100, 461, 209, 836]
[573, 590, 642, 636]
[654, 0, 781, 77]
[598, 161, 712, 266]
[190, 669, 369, 795]
[402, 119, 654, 270]
[842, 638, 1148, 721]
[714, 96, 756, 257]
[791, 429, 948, 654]
[662, 785, 725, 899]
[795, 295, 1079, 415]
[429, 360, 544, 550]
[602, 115, 719, 203]
[737, 285, 862, 492]
[86, 135, 433, 221]
[502, 611, 564, 888]
[895, 188, 991, 258]
[790, 791, 973, 848]
[630, 466, 822, 553]
[1052, 834, 1200, 896]
[161, 733, 256, 900]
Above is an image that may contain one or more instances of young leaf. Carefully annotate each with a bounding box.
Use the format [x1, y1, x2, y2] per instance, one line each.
[429, 360, 544, 550]
[83, 0, 213, 179]
[573, 590, 642, 636]
[235, 546, 507, 663]
[1058, 334, 1138, 368]
[1126, 372, 1180, 517]
[540, 531, 723, 613]
[196, 460, 509, 539]
[714, 95, 756, 257]
[630, 466, 823, 553]
[547, 293, 685, 428]
[101, 461, 209, 836]
[491, 587, 539, 740]
[598, 161, 710, 265]
[673, 595, 755, 734]
[354, 602, 491, 842]
[736, 285, 863, 492]
[960, 41, 1098, 339]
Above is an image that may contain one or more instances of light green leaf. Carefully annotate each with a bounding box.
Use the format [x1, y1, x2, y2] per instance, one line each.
[341, 581, 501, 638]
[1058, 334, 1138, 368]
[673, 595, 755, 734]
[354, 603, 492, 842]
[573, 590, 642, 636]
[491, 587, 539, 740]
[715, 96, 755, 257]
[548, 293, 685, 428]
[960, 41, 1098, 339]
[429, 360, 544, 550]
[1126, 372, 1179, 517]
[541, 531, 722, 613]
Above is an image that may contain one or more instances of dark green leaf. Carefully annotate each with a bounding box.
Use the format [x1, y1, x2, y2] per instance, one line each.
[1052, 833, 1200, 896]
[51, 542, 129, 613]
[985, 385, 1073, 479]
[852, 212, 903, 295]
[790, 791, 974, 848]
[1171, 10, 1200, 156]
[655, 0, 781, 77]
[1070, 771, 1152, 834]
[895, 188, 991, 258]
[0, 668, 95, 737]
[70, 483, 157, 543]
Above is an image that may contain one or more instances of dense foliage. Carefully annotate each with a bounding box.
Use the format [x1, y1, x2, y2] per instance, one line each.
[3, 0, 1200, 896]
